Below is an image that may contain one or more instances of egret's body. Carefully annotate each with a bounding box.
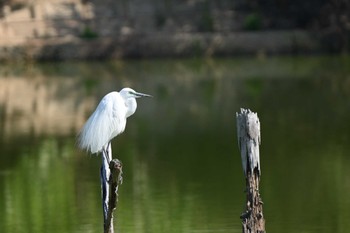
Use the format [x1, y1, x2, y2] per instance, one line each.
[78, 88, 151, 154]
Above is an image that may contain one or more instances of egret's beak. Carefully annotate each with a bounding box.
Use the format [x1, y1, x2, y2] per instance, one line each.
[135, 92, 152, 98]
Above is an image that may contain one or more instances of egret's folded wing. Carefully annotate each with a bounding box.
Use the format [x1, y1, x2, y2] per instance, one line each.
[78, 92, 126, 154]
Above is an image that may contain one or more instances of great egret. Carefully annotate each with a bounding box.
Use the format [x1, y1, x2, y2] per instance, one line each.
[78, 87, 152, 154]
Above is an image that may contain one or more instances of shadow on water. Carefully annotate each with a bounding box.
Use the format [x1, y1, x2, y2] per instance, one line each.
[0, 56, 350, 233]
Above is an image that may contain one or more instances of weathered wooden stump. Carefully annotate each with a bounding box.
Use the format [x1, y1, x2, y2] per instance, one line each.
[236, 108, 265, 233]
[101, 144, 123, 233]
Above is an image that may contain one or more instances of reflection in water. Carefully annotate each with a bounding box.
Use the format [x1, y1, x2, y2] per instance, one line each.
[0, 57, 350, 233]
[0, 75, 92, 138]
[0, 137, 101, 233]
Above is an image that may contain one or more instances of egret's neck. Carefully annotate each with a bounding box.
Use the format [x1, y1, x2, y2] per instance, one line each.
[125, 98, 137, 118]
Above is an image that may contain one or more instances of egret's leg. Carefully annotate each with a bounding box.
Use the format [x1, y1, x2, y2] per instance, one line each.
[100, 148, 107, 220]
[101, 143, 111, 222]
[102, 142, 112, 163]
[102, 147, 108, 161]
[106, 142, 111, 161]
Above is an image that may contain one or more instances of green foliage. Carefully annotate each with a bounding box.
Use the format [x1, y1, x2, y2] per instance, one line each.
[198, 12, 214, 32]
[197, 0, 214, 32]
[155, 11, 166, 29]
[80, 26, 98, 40]
[244, 13, 262, 31]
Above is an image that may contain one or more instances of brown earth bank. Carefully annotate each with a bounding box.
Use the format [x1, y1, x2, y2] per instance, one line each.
[0, 0, 348, 60]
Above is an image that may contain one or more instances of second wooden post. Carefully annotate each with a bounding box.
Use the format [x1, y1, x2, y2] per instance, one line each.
[236, 108, 265, 233]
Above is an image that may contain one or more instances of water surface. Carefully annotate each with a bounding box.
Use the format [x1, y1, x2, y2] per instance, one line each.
[0, 56, 350, 233]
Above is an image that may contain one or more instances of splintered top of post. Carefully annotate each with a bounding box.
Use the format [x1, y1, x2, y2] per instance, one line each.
[236, 108, 261, 177]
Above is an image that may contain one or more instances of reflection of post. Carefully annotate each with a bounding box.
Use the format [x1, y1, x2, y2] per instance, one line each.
[236, 108, 265, 233]
[101, 144, 123, 233]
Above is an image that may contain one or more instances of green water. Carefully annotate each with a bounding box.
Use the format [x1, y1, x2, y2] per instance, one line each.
[0, 56, 350, 233]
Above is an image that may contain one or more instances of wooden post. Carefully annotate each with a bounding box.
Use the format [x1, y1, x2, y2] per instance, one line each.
[101, 144, 123, 233]
[236, 108, 265, 233]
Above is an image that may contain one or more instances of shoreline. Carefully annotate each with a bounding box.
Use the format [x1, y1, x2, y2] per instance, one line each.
[0, 30, 328, 61]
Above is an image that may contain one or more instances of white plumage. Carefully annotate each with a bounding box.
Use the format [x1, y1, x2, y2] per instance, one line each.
[78, 87, 151, 154]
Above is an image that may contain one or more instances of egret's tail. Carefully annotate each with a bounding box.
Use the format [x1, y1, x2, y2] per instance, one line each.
[77, 110, 110, 154]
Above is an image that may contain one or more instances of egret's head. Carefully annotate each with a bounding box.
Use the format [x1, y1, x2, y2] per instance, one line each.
[120, 87, 152, 99]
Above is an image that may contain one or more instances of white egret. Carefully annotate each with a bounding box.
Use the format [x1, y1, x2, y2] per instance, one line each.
[78, 87, 152, 154]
